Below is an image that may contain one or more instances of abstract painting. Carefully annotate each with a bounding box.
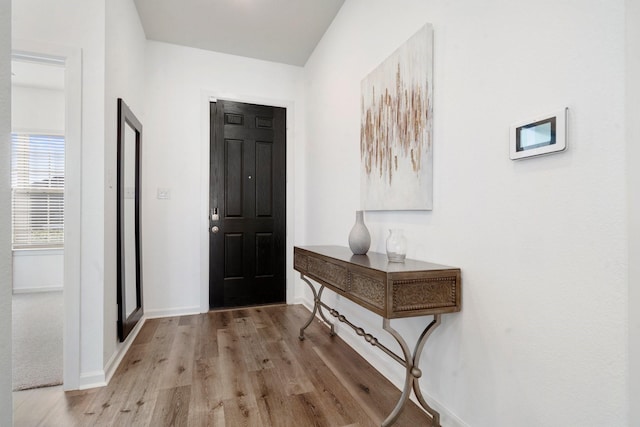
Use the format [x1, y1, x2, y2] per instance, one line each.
[360, 24, 433, 210]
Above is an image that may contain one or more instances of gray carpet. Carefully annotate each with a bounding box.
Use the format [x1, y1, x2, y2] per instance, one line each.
[12, 291, 63, 390]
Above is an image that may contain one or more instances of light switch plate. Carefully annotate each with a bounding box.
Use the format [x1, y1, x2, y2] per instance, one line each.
[157, 188, 171, 200]
[124, 187, 135, 199]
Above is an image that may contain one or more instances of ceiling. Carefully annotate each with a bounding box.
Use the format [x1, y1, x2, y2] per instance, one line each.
[133, 0, 345, 66]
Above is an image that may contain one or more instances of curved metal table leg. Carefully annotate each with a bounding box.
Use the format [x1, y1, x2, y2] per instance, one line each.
[316, 285, 336, 336]
[382, 315, 442, 427]
[299, 273, 336, 340]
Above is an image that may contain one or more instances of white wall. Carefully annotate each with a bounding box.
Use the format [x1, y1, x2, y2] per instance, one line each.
[0, 0, 13, 423]
[11, 85, 65, 292]
[627, 0, 640, 424]
[12, 250, 63, 292]
[12, 85, 64, 132]
[302, 1, 627, 426]
[143, 41, 305, 315]
[12, 0, 107, 387]
[103, 0, 146, 377]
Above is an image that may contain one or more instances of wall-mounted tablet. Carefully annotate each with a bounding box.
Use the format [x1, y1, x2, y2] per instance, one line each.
[510, 108, 568, 160]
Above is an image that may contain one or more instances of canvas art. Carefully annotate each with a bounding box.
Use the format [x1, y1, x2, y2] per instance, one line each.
[360, 24, 433, 210]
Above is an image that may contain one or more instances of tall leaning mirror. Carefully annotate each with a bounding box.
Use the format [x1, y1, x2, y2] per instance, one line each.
[117, 98, 143, 341]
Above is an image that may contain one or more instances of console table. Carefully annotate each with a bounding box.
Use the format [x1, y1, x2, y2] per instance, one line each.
[294, 246, 461, 427]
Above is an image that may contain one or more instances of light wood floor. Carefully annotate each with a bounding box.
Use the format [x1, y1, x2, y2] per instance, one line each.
[13, 304, 432, 426]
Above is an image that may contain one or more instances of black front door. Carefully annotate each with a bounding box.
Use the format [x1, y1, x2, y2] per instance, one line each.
[209, 100, 286, 309]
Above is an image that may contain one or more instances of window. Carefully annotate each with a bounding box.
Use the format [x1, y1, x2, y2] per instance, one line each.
[11, 133, 65, 249]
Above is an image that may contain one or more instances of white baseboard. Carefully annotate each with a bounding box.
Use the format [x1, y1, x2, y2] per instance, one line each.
[144, 306, 202, 319]
[12, 286, 63, 294]
[78, 371, 106, 390]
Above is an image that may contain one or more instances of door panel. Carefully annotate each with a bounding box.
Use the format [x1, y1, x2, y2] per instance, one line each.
[255, 232, 274, 277]
[225, 139, 244, 217]
[255, 141, 273, 217]
[210, 100, 286, 309]
[224, 233, 244, 278]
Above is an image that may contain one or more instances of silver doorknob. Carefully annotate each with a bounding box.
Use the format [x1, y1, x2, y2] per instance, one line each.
[211, 226, 219, 233]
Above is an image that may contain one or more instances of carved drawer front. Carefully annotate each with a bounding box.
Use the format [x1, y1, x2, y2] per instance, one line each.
[308, 257, 348, 291]
[392, 276, 458, 312]
[348, 272, 385, 310]
[294, 252, 308, 272]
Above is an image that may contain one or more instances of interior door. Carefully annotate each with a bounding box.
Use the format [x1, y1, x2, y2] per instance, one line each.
[209, 100, 286, 309]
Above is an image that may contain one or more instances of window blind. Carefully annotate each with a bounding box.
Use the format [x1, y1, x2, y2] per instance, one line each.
[11, 133, 65, 249]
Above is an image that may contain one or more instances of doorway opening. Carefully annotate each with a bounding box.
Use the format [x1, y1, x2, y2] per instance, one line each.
[10, 53, 66, 390]
[10, 43, 82, 391]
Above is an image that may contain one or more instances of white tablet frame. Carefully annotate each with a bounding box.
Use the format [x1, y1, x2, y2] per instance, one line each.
[510, 108, 568, 160]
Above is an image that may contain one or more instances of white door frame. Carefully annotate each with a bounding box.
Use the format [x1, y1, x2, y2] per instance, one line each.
[199, 91, 297, 313]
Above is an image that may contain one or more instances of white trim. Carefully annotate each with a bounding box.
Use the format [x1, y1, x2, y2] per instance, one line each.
[144, 306, 201, 319]
[199, 90, 296, 313]
[78, 371, 106, 390]
[62, 45, 83, 390]
[12, 286, 63, 294]
[12, 39, 83, 391]
[12, 248, 63, 256]
[294, 295, 309, 307]
[11, 51, 65, 66]
[10, 128, 65, 136]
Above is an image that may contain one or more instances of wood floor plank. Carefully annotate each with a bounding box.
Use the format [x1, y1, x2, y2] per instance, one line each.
[216, 327, 254, 402]
[14, 304, 435, 427]
[149, 385, 191, 427]
[178, 314, 200, 327]
[158, 323, 197, 390]
[106, 343, 160, 426]
[294, 391, 334, 427]
[222, 392, 265, 427]
[304, 352, 376, 427]
[81, 344, 151, 426]
[249, 368, 292, 426]
[194, 313, 219, 360]
[213, 309, 233, 328]
[110, 392, 158, 427]
[12, 387, 34, 412]
[233, 316, 275, 372]
[133, 318, 160, 345]
[40, 389, 95, 427]
[313, 345, 383, 425]
[266, 338, 316, 396]
[187, 357, 225, 427]
[248, 304, 287, 346]
[108, 361, 162, 425]
[106, 319, 180, 426]
[12, 386, 66, 426]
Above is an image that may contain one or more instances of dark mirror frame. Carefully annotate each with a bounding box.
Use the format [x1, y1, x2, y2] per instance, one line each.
[117, 98, 143, 342]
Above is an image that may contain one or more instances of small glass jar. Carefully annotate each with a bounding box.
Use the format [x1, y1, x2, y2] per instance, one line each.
[386, 229, 407, 262]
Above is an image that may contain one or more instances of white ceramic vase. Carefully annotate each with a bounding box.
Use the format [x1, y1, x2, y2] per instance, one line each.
[348, 211, 371, 255]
